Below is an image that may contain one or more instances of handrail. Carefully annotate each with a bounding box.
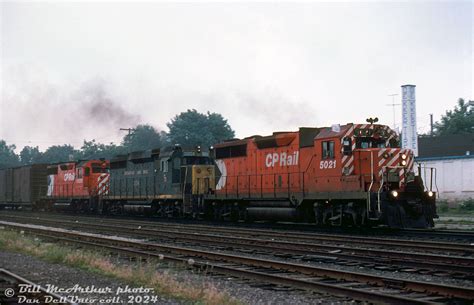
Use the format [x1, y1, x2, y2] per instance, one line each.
[367, 151, 375, 219]
[377, 169, 384, 212]
[416, 162, 438, 195]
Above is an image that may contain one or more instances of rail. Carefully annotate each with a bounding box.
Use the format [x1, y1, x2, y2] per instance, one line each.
[0, 268, 77, 305]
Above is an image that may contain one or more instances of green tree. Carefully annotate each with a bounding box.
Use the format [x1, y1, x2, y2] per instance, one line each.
[19, 146, 42, 165]
[122, 124, 166, 151]
[41, 144, 77, 163]
[167, 109, 235, 148]
[80, 140, 125, 160]
[434, 98, 474, 136]
[0, 140, 20, 168]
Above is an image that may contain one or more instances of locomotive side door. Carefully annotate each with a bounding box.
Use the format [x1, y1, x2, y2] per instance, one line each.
[180, 166, 192, 195]
[313, 136, 340, 192]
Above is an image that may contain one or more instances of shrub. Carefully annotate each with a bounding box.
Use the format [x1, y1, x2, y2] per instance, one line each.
[458, 198, 474, 211]
[437, 200, 449, 213]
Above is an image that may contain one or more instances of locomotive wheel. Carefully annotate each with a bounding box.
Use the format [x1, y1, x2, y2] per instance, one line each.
[243, 209, 254, 223]
[230, 208, 239, 222]
[313, 203, 323, 226]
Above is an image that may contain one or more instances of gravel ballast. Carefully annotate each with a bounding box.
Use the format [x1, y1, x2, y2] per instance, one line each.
[0, 250, 344, 304]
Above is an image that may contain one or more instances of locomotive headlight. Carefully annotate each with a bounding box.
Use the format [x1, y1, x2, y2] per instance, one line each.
[428, 191, 434, 197]
[401, 154, 407, 160]
[391, 190, 399, 198]
[401, 160, 407, 166]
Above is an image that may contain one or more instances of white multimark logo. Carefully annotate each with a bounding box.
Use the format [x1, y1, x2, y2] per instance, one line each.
[64, 173, 75, 181]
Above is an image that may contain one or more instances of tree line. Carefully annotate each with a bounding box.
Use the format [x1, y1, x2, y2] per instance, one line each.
[431, 98, 473, 136]
[0, 109, 235, 168]
[1, 99, 472, 169]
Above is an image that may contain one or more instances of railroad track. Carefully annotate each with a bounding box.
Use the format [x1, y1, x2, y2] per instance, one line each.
[1, 221, 473, 304]
[0, 268, 76, 305]
[1, 214, 473, 280]
[68, 213, 474, 242]
[2, 213, 473, 255]
[3, 210, 474, 243]
[393, 228, 474, 241]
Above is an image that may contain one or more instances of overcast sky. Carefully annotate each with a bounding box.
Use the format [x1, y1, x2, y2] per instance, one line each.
[1, 1, 472, 151]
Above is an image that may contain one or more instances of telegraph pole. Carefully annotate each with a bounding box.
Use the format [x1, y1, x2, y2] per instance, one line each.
[387, 94, 400, 130]
[120, 128, 134, 136]
[430, 114, 434, 136]
[120, 128, 135, 153]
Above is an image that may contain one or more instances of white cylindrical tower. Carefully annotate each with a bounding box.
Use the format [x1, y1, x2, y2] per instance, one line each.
[401, 84, 418, 156]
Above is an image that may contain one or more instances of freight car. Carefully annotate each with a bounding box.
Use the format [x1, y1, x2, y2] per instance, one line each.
[102, 145, 215, 216]
[0, 164, 48, 209]
[204, 123, 437, 228]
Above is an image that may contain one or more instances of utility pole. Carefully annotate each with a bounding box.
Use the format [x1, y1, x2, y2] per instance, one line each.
[120, 128, 135, 153]
[387, 94, 400, 130]
[429, 114, 434, 136]
[120, 128, 134, 136]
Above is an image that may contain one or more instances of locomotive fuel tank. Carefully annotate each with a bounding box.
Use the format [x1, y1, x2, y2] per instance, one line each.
[246, 207, 298, 221]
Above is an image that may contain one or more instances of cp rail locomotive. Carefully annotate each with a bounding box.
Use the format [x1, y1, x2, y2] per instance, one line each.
[0, 123, 437, 228]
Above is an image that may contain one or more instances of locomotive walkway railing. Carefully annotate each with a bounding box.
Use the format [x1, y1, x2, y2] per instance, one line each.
[207, 172, 306, 199]
[98, 172, 376, 200]
[42, 172, 381, 201]
[200, 172, 375, 200]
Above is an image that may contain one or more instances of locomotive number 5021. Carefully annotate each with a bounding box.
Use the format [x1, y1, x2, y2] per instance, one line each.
[320, 160, 336, 169]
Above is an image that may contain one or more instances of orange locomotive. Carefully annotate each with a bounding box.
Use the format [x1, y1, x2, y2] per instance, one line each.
[206, 123, 437, 228]
[43, 160, 109, 210]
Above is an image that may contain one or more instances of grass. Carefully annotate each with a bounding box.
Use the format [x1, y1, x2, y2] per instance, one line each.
[436, 198, 474, 216]
[0, 228, 240, 305]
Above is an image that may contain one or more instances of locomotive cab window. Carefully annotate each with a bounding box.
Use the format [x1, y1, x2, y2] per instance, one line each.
[356, 137, 387, 149]
[60, 164, 73, 171]
[161, 159, 169, 172]
[92, 166, 108, 173]
[173, 158, 181, 169]
[342, 137, 352, 155]
[322, 141, 335, 159]
[77, 168, 83, 179]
